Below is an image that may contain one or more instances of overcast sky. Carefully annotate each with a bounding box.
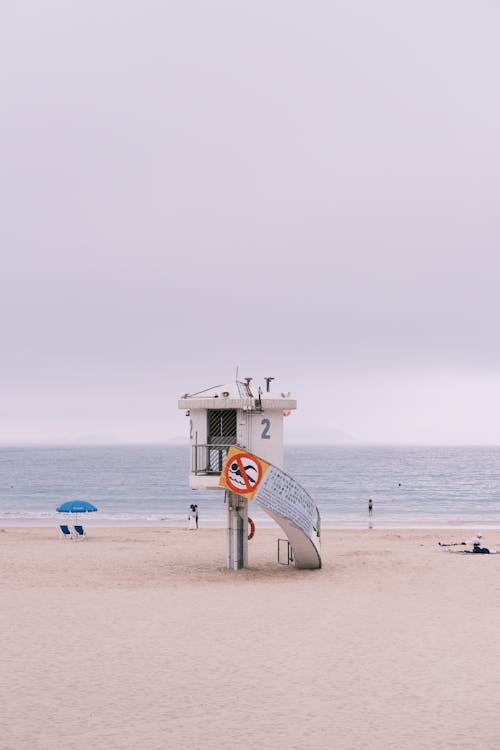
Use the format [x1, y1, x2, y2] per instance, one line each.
[1, 1, 499, 445]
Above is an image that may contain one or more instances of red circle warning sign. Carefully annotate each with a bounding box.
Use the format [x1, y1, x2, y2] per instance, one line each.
[224, 452, 263, 495]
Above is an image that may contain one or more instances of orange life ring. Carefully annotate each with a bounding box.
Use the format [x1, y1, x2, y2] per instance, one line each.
[248, 516, 255, 540]
[283, 410, 291, 417]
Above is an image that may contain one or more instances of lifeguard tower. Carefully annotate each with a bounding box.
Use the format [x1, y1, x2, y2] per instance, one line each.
[178, 376, 321, 570]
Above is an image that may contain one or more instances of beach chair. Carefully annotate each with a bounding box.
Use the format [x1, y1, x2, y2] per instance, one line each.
[59, 524, 74, 539]
[73, 525, 87, 540]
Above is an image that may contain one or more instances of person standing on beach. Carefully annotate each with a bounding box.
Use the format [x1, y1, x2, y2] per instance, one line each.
[368, 498, 373, 516]
[188, 504, 199, 530]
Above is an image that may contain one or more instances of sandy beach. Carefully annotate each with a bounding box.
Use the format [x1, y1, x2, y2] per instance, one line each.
[2, 526, 500, 749]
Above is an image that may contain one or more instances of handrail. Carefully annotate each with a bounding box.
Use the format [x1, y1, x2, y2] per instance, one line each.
[191, 443, 236, 475]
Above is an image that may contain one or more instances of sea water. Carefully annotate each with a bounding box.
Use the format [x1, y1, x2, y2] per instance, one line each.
[1, 444, 500, 529]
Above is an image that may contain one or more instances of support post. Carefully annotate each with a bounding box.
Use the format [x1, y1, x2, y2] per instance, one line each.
[226, 491, 248, 569]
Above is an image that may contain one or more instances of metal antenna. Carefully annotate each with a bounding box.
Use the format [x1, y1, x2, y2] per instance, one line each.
[264, 376, 275, 392]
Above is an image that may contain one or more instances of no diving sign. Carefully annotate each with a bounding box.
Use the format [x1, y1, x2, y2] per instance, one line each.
[220, 449, 267, 497]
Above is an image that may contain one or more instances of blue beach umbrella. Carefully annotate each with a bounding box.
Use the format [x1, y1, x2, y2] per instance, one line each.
[56, 499, 98, 525]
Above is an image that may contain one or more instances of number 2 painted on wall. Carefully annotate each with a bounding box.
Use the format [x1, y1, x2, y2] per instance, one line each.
[261, 418, 271, 439]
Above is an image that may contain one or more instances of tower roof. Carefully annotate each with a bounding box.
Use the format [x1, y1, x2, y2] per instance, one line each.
[178, 380, 296, 411]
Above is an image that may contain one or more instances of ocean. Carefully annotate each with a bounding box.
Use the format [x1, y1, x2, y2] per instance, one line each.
[1, 444, 500, 529]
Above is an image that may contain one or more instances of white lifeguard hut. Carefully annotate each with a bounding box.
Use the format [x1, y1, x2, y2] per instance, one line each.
[178, 376, 296, 569]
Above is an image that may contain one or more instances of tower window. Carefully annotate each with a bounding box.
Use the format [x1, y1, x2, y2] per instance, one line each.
[207, 409, 237, 445]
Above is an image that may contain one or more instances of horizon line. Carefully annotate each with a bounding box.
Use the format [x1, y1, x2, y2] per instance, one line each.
[2, 441, 500, 449]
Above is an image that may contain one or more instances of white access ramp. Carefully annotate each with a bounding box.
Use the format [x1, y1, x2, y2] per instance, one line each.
[263, 508, 322, 569]
[220, 447, 322, 570]
[248, 460, 322, 570]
